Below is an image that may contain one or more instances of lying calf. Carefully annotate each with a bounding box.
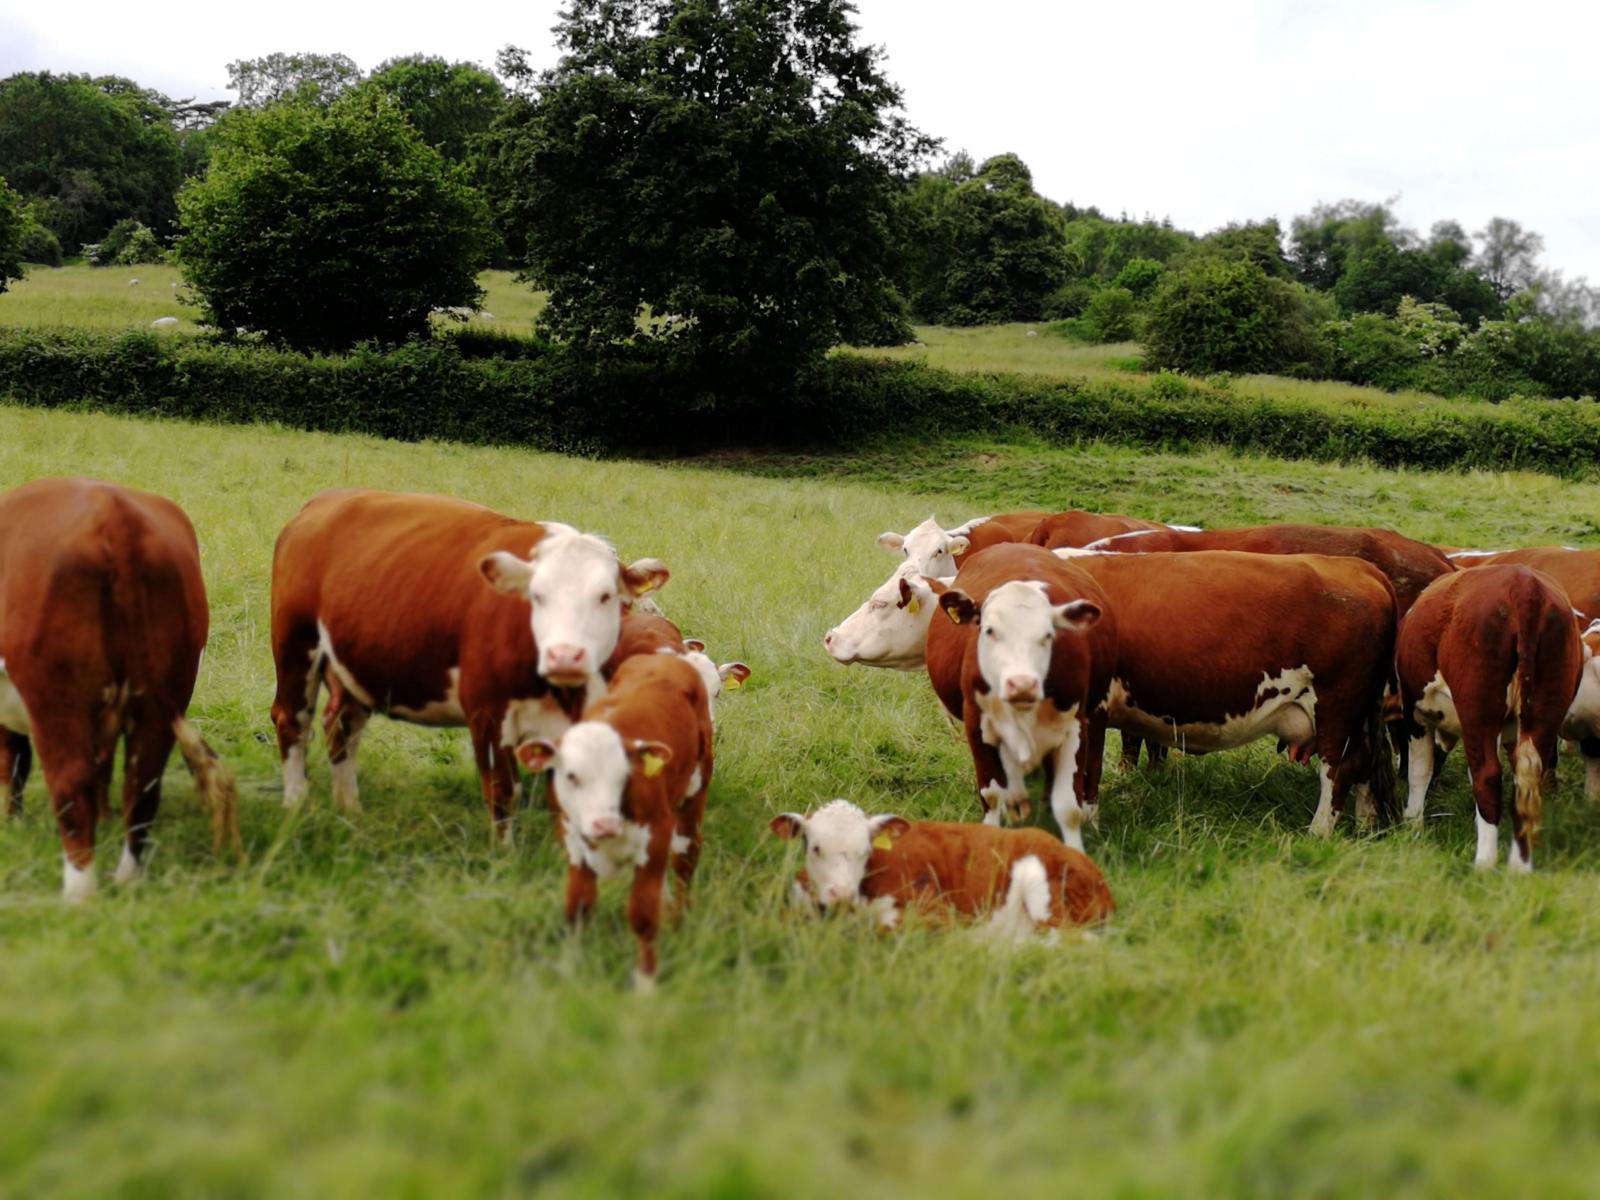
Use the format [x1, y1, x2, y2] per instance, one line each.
[769, 799, 1113, 934]
[518, 653, 713, 988]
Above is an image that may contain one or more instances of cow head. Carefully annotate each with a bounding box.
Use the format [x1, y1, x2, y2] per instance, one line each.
[941, 580, 1101, 705]
[823, 560, 943, 670]
[877, 515, 971, 579]
[480, 522, 670, 688]
[516, 722, 672, 845]
[680, 647, 750, 720]
[769, 799, 909, 910]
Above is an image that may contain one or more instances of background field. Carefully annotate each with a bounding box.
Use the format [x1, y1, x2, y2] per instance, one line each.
[5, 404, 1600, 1196]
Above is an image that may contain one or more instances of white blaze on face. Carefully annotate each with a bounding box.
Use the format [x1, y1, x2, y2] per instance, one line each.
[824, 561, 939, 669]
[547, 722, 636, 847]
[773, 799, 902, 910]
[976, 581, 1098, 706]
[878, 515, 971, 579]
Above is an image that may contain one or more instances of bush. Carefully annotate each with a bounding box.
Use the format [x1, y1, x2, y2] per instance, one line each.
[17, 217, 61, 266]
[1041, 279, 1095, 320]
[0, 179, 22, 291]
[88, 218, 165, 266]
[175, 88, 492, 352]
[1081, 287, 1139, 342]
[1109, 257, 1165, 300]
[1144, 258, 1323, 375]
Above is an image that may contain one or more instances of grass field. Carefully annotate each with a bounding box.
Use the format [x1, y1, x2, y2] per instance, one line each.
[5, 404, 1600, 1196]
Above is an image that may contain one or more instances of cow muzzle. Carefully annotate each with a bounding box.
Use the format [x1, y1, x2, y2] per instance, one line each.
[1003, 675, 1041, 704]
[584, 815, 623, 842]
[542, 644, 590, 686]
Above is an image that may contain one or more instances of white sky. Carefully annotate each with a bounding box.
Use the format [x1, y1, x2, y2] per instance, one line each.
[4, 0, 1597, 282]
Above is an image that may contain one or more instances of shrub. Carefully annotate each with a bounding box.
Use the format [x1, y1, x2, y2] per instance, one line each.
[1080, 287, 1139, 342]
[1041, 279, 1095, 320]
[1109, 257, 1166, 300]
[0, 180, 22, 290]
[89, 218, 165, 266]
[1144, 258, 1323, 375]
[175, 88, 492, 352]
[17, 216, 62, 266]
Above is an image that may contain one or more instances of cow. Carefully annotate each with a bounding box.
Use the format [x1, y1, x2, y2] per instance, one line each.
[268, 490, 668, 843]
[515, 652, 713, 989]
[606, 614, 748, 723]
[932, 552, 1116, 848]
[1397, 565, 1583, 871]
[877, 512, 1049, 579]
[1083, 523, 1453, 615]
[1025, 509, 1173, 551]
[823, 558, 952, 672]
[0, 477, 238, 900]
[770, 799, 1114, 934]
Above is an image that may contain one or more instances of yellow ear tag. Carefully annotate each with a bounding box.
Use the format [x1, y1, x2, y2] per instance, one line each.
[642, 752, 665, 778]
[872, 833, 893, 851]
[945, 605, 961, 624]
[906, 596, 920, 615]
[724, 675, 742, 690]
[636, 577, 656, 595]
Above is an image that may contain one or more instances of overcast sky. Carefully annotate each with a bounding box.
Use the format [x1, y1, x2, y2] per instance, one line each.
[4, 0, 1596, 282]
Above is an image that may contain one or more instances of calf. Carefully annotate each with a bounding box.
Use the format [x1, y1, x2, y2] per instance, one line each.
[606, 614, 749, 724]
[516, 653, 713, 988]
[936, 556, 1116, 849]
[1398, 565, 1583, 870]
[770, 799, 1113, 933]
[269, 490, 668, 842]
[0, 477, 238, 899]
[877, 512, 1049, 578]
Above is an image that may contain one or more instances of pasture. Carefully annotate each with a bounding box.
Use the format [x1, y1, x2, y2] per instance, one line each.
[5, 404, 1600, 1195]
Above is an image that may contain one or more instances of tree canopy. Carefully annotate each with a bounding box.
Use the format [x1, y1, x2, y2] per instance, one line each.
[0, 179, 25, 291]
[226, 53, 363, 108]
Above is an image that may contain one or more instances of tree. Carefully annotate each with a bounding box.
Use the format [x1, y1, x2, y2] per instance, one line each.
[1144, 257, 1322, 375]
[175, 89, 492, 351]
[1288, 199, 1403, 292]
[1181, 220, 1292, 278]
[365, 56, 505, 167]
[226, 53, 362, 108]
[0, 72, 183, 245]
[0, 179, 25, 291]
[494, 0, 934, 382]
[1474, 217, 1543, 303]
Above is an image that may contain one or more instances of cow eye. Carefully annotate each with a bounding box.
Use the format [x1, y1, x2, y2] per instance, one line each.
[984, 627, 996, 638]
[531, 592, 545, 606]
[600, 591, 613, 604]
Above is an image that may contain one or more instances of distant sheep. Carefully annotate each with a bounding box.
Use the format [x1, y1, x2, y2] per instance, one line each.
[151, 317, 180, 331]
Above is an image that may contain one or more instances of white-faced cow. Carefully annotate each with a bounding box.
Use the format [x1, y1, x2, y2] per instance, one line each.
[877, 512, 1049, 579]
[0, 477, 238, 900]
[770, 799, 1114, 934]
[516, 652, 713, 989]
[269, 490, 668, 842]
[1397, 565, 1583, 871]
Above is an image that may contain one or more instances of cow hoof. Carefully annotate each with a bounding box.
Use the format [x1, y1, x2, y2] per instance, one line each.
[113, 845, 144, 887]
[62, 857, 98, 903]
[631, 967, 658, 994]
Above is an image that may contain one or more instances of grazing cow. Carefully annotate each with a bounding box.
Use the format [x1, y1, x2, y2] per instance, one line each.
[269, 490, 668, 841]
[877, 512, 1049, 578]
[1449, 547, 1600, 794]
[1397, 566, 1583, 870]
[823, 559, 952, 671]
[1026, 509, 1171, 551]
[770, 799, 1114, 933]
[933, 550, 1116, 847]
[516, 653, 713, 989]
[0, 477, 238, 899]
[1084, 523, 1453, 615]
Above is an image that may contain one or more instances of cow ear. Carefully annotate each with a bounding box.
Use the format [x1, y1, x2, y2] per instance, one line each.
[896, 575, 926, 613]
[515, 737, 559, 773]
[938, 589, 979, 626]
[719, 661, 751, 689]
[627, 739, 674, 777]
[480, 551, 534, 595]
[768, 812, 807, 840]
[877, 531, 906, 554]
[868, 814, 910, 844]
[947, 534, 971, 557]
[623, 558, 670, 598]
[1053, 599, 1102, 631]
[683, 638, 707, 653]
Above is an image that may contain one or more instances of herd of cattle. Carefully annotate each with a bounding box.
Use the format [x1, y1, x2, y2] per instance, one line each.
[3, 478, 1599, 986]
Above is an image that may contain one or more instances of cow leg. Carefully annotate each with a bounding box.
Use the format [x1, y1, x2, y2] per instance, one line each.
[967, 712, 1022, 826]
[1, 727, 31, 817]
[1461, 734, 1504, 871]
[470, 721, 518, 847]
[271, 624, 324, 808]
[1309, 761, 1339, 837]
[1048, 718, 1092, 853]
[626, 827, 672, 991]
[32, 719, 102, 902]
[565, 860, 599, 925]
[1405, 729, 1436, 827]
[1581, 737, 1600, 802]
[321, 678, 371, 814]
[668, 785, 708, 923]
[116, 716, 177, 885]
[1083, 712, 1108, 820]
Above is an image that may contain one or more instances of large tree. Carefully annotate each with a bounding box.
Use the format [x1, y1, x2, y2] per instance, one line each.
[226, 53, 363, 108]
[365, 56, 505, 167]
[1474, 217, 1543, 303]
[175, 89, 491, 351]
[495, 0, 934, 382]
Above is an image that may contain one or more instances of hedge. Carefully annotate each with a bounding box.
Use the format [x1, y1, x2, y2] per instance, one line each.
[4, 327, 1600, 479]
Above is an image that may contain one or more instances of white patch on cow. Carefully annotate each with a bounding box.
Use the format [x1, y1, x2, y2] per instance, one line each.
[330, 756, 361, 812]
[0, 658, 31, 733]
[546, 722, 651, 879]
[1309, 762, 1337, 837]
[392, 667, 466, 725]
[1085, 529, 1164, 551]
[631, 966, 658, 993]
[500, 695, 575, 758]
[824, 560, 942, 670]
[671, 833, 690, 856]
[114, 842, 143, 886]
[1446, 549, 1499, 560]
[1047, 714, 1087, 849]
[1475, 809, 1499, 870]
[947, 515, 993, 538]
[1107, 666, 1317, 757]
[868, 894, 901, 929]
[1413, 670, 1463, 743]
[1507, 833, 1531, 874]
[679, 650, 723, 719]
[1405, 732, 1435, 825]
[62, 854, 97, 903]
[316, 622, 376, 708]
[685, 766, 704, 798]
[1166, 524, 1203, 532]
[1561, 645, 1600, 746]
[282, 742, 309, 808]
[985, 854, 1052, 942]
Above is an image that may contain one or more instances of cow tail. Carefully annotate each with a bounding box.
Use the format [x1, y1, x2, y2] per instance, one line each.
[1509, 588, 1549, 848]
[172, 715, 241, 859]
[1365, 695, 1399, 824]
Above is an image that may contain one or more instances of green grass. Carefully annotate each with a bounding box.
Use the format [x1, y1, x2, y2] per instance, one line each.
[6, 405, 1600, 1195]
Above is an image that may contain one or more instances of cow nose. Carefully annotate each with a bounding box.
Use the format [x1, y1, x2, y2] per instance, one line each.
[544, 644, 588, 675]
[822, 629, 835, 648]
[823, 885, 852, 905]
[1004, 675, 1040, 703]
[587, 816, 622, 840]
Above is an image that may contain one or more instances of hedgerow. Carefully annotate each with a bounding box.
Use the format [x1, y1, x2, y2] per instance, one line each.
[2, 327, 1600, 478]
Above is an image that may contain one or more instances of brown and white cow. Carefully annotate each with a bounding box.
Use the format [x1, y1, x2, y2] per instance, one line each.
[0, 477, 238, 899]
[771, 799, 1113, 934]
[932, 549, 1116, 847]
[269, 489, 668, 841]
[1026, 509, 1174, 551]
[516, 652, 713, 989]
[1083, 523, 1453, 614]
[877, 511, 1049, 579]
[607, 613, 749, 724]
[1397, 565, 1583, 871]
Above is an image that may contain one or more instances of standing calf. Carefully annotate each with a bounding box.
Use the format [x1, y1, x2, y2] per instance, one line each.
[770, 799, 1113, 934]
